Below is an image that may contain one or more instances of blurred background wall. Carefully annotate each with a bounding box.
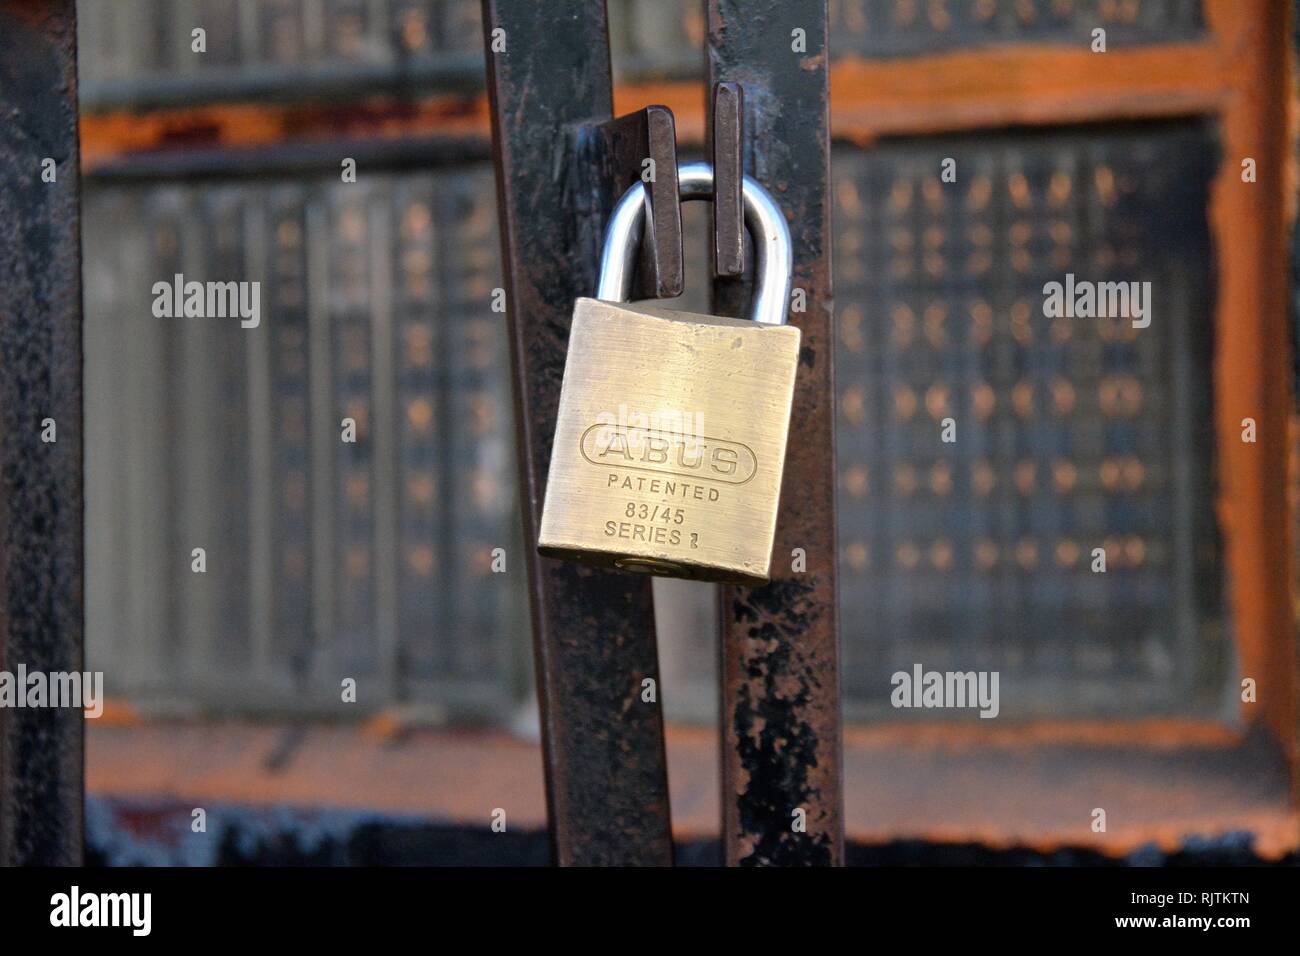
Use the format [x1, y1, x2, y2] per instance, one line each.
[78, 0, 1233, 729]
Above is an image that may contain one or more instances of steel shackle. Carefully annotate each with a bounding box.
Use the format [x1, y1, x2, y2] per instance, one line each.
[594, 161, 793, 326]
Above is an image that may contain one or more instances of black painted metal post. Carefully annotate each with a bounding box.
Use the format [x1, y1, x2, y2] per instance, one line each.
[0, 0, 85, 866]
[707, 0, 845, 866]
[480, 0, 675, 865]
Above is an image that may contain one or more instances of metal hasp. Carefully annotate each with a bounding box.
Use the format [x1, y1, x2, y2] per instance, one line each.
[480, 0, 674, 865]
[577, 105, 684, 301]
[711, 82, 745, 278]
[707, 0, 845, 865]
[0, 0, 85, 866]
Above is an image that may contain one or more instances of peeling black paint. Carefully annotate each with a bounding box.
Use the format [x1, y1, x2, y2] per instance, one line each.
[730, 580, 833, 866]
[710, 0, 844, 866]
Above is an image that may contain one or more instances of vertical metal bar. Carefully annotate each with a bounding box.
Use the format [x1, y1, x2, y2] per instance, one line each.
[246, 198, 277, 688]
[306, 197, 336, 691]
[0, 0, 85, 866]
[710, 81, 744, 277]
[179, 206, 216, 681]
[369, 190, 401, 700]
[125, 199, 170, 695]
[172, 0, 199, 73]
[481, 0, 674, 865]
[707, 0, 844, 865]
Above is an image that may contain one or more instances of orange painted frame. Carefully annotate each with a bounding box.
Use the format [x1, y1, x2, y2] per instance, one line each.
[815, 0, 1296, 781]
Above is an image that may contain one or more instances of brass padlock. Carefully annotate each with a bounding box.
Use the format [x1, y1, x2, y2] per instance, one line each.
[537, 161, 800, 585]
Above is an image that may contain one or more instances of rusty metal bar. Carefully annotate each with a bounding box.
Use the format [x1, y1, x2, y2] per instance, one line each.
[480, 0, 674, 865]
[0, 0, 85, 866]
[710, 81, 744, 277]
[707, 0, 844, 865]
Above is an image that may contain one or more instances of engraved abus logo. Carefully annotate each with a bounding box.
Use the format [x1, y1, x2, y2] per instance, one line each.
[580, 424, 757, 484]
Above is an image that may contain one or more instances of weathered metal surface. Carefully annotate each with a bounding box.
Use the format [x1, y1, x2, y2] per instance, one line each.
[480, 0, 673, 865]
[0, 0, 85, 866]
[707, 0, 844, 865]
[711, 82, 744, 277]
[577, 106, 684, 301]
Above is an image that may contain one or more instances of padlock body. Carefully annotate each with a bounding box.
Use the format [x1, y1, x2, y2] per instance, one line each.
[538, 297, 801, 585]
